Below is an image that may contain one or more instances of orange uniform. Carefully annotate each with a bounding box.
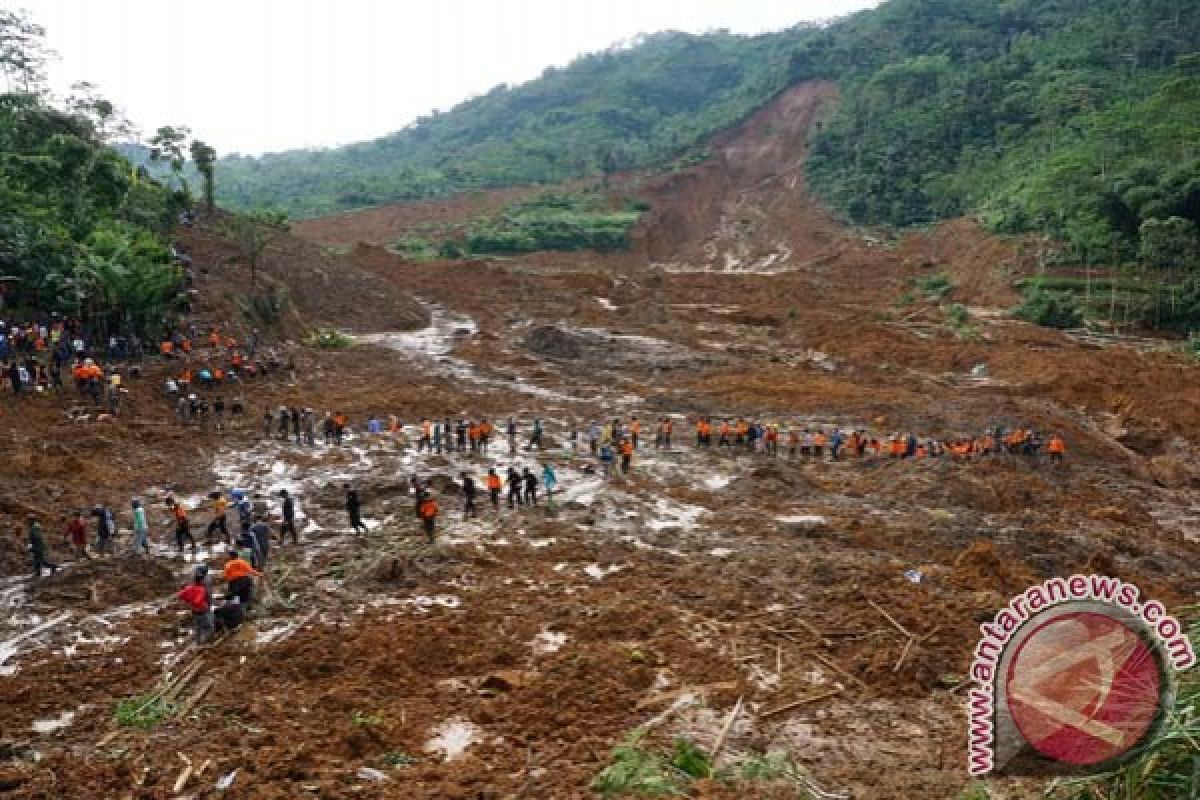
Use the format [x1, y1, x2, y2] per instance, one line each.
[223, 557, 261, 581]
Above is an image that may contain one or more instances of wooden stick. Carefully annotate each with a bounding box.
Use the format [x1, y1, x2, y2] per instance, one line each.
[813, 652, 868, 691]
[867, 599, 912, 640]
[178, 677, 214, 716]
[710, 696, 743, 762]
[761, 687, 843, 718]
[172, 765, 192, 793]
[893, 636, 915, 673]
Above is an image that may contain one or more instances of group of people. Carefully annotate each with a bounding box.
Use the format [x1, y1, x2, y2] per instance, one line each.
[682, 417, 1067, 464]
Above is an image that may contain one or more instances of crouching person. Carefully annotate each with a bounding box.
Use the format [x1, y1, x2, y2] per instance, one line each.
[223, 549, 263, 606]
[213, 595, 245, 633]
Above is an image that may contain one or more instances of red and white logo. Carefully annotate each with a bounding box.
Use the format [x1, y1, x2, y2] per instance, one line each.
[1005, 611, 1162, 766]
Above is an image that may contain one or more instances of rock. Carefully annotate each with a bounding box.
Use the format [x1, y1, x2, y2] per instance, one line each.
[776, 514, 827, 534]
[478, 670, 538, 694]
[525, 326, 585, 359]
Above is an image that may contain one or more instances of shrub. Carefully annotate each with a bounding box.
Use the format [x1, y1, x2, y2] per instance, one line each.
[306, 328, 353, 349]
[1013, 286, 1083, 329]
[916, 272, 953, 300]
[115, 694, 177, 729]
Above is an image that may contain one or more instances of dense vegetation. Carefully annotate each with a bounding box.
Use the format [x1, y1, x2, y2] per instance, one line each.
[0, 10, 186, 338]
[209, 29, 808, 217]
[390, 192, 644, 260]
[202, 0, 1200, 329]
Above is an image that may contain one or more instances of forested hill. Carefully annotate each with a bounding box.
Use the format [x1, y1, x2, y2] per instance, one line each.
[212, 0, 1198, 272]
[212, 28, 807, 216]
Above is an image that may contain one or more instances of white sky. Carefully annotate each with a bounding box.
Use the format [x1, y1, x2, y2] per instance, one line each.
[19, 0, 879, 156]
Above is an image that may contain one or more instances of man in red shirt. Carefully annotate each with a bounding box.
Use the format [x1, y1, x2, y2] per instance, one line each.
[63, 511, 88, 559]
[177, 568, 213, 643]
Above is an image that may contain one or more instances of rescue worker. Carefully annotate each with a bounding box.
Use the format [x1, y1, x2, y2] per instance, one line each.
[523, 467, 539, 506]
[28, 515, 58, 577]
[345, 484, 367, 536]
[486, 468, 502, 511]
[1047, 433, 1066, 464]
[177, 567, 213, 643]
[64, 510, 88, 559]
[418, 491, 439, 543]
[542, 463, 558, 511]
[205, 492, 229, 546]
[168, 498, 196, 556]
[506, 467, 524, 509]
[223, 549, 262, 605]
[280, 489, 297, 545]
[461, 472, 478, 520]
[131, 499, 150, 555]
[620, 437, 634, 473]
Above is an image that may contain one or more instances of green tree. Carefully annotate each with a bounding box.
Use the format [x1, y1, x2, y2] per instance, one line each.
[189, 139, 217, 213]
[149, 125, 191, 195]
[1139, 216, 1199, 269]
[223, 210, 289, 290]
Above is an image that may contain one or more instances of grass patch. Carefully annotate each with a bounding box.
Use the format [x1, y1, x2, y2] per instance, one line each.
[115, 693, 178, 729]
[381, 751, 419, 768]
[306, 327, 353, 349]
[351, 710, 384, 727]
[592, 732, 819, 798]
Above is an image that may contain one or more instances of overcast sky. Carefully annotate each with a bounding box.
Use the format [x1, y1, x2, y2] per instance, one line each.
[20, 0, 879, 156]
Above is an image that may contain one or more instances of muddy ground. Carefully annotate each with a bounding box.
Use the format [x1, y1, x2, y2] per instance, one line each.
[1, 81, 1199, 800]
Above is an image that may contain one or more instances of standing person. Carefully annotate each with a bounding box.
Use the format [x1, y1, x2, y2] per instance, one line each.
[92, 505, 116, 555]
[131, 499, 150, 555]
[250, 515, 272, 569]
[205, 493, 230, 547]
[830, 428, 844, 461]
[431, 420, 442, 454]
[279, 489, 297, 545]
[417, 491, 439, 544]
[523, 467, 539, 506]
[485, 468, 502, 512]
[262, 408, 274, 438]
[168, 498, 196, 556]
[460, 472, 478, 520]
[28, 515, 58, 577]
[506, 467, 524, 509]
[619, 437, 634, 473]
[9, 359, 21, 398]
[212, 395, 226, 431]
[345, 484, 367, 536]
[600, 442, 615, 478]
[542, 463, 558, 511]
[456, 418, 468, 453]
[506, 418, 518, 455]
[64, 510, 88, 559]
[177, 567, 213, 643]
[530, 419, 544, 450]
[1047, 433, 1066, 464]
[629, 417, 641, 449]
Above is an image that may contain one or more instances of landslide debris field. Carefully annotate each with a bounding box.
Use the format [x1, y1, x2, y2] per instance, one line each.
[3, 83, 1200, 800]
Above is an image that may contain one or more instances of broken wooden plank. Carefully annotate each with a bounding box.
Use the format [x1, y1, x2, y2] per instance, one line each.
[710, 696, 743, 761]
[867, 599, 913, 640]
[177, 676, 214, 716]
[761, 687, 843, 718]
